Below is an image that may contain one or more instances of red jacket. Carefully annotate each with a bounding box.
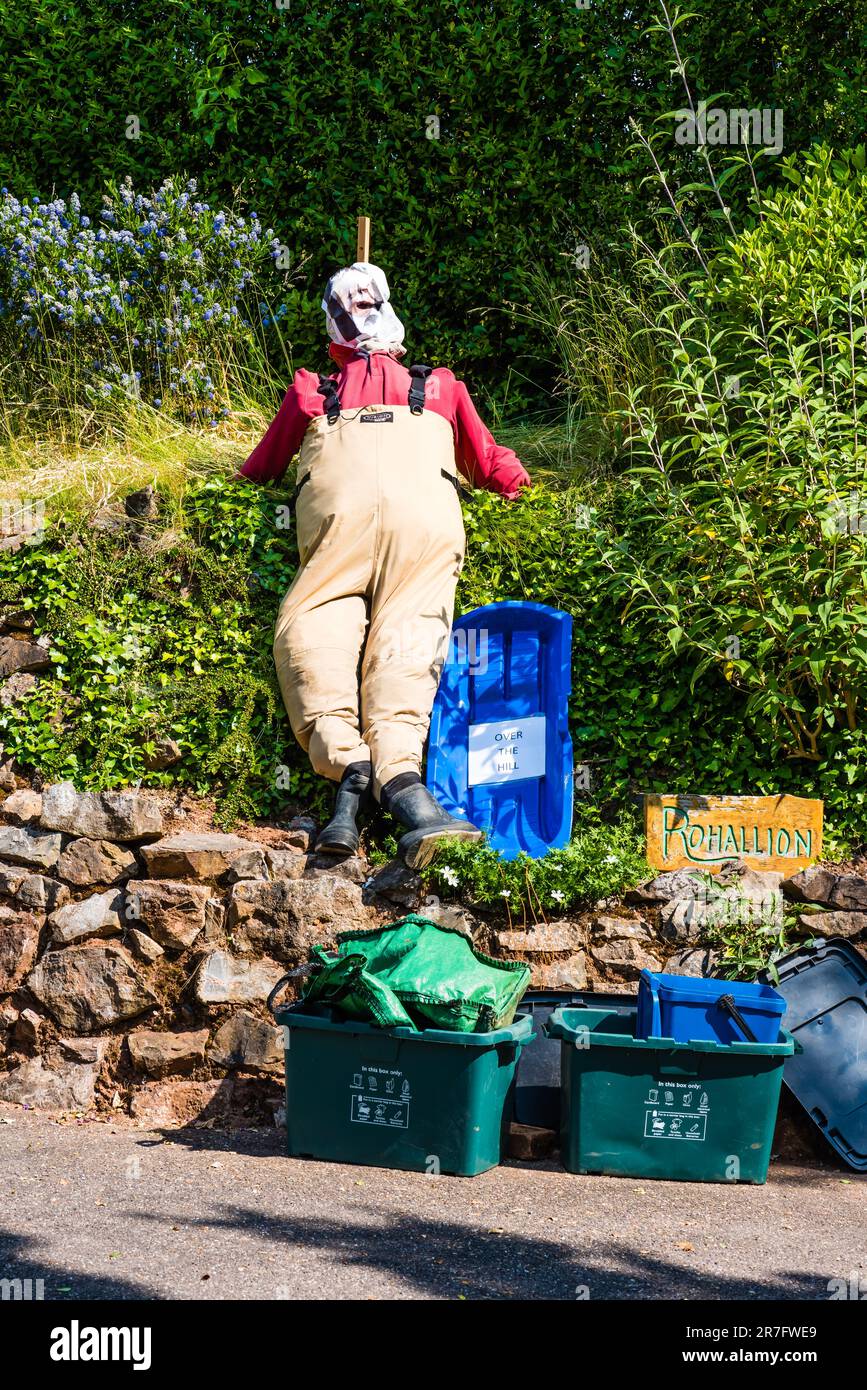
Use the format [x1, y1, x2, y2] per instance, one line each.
[239, 345, 530, 498]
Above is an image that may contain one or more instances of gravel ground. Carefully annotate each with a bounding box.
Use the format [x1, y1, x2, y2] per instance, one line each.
[0, 1107, 863, 1301]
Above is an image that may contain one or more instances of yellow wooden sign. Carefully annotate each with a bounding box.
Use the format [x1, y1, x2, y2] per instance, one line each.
[644, 794, 823, 874]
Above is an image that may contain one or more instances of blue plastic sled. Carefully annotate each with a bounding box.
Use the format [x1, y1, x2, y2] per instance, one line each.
[426, 601, 573, 860]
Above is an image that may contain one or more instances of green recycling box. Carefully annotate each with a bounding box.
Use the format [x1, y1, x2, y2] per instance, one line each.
[546, 1005, 795, 1184]
[275, 1004, 534, 1177]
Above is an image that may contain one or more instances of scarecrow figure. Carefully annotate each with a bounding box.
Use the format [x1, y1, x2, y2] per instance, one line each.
[240, 262, 530, 866]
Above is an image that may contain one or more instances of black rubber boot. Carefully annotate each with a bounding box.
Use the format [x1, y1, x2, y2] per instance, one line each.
[315, 761, 372, 856]
[381, 772, 482, 869]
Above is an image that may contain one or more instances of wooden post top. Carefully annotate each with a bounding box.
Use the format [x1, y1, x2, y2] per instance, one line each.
[356, 216, 371, 263]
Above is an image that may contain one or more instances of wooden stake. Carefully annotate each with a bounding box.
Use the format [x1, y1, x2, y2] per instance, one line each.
[356, 215, 371, 263]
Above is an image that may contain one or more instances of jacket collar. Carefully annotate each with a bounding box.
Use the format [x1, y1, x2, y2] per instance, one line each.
[327, 343, 402, 367]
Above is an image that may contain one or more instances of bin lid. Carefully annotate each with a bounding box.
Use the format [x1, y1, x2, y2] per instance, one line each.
[761, 938, 867, 1170]
[519, 988, 637, 1012]
[426, 601, 573, 860]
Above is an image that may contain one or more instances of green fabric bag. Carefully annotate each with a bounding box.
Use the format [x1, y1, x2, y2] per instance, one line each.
[301, 914, 531, 1033]
[302, 945, 417, 1030]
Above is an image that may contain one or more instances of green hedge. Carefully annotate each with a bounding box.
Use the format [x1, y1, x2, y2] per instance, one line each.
[1, 0, 863, 404]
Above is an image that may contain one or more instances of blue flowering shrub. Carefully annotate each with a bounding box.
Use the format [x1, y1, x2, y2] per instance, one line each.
[0, 177, 282, 429]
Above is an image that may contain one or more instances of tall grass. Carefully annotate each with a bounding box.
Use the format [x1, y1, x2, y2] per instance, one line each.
[510, 239, 683, 483]
[0, 402, 271, 528]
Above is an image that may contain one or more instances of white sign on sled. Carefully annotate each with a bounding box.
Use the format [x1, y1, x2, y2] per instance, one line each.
[467, 715, 547, 786]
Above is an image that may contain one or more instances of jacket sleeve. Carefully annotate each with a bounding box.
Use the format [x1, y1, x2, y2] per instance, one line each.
[450, 376, 530, 498]
[237, 373, 314, 484]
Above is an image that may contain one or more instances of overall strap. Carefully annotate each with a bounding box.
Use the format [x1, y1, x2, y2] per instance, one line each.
[441, 469, 462, 494]
[317, 373, 342, 425]
[408, 363, 433, 415]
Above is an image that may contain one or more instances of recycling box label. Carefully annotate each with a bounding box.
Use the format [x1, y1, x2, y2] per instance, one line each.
[468, 714, 546, 786]
[349, 1065, 412, 1129]
[644, 1110, 708, 1141]
[643, 1081, 710, 1142]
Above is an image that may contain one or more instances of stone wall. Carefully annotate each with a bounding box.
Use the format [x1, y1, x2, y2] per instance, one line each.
[0, 780, 389, 1124]
[0, 777, 864, 1131]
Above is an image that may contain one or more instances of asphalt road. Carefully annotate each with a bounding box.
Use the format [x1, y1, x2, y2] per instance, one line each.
[1, 1108, 863, 1301]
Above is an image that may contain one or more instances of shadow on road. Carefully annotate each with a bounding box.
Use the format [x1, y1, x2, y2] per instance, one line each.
[135, 1202, 833, 1301]
[0, 1227, 163, 1301]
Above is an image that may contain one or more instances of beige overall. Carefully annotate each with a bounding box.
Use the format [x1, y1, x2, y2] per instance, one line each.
[273, 403, 465, 798]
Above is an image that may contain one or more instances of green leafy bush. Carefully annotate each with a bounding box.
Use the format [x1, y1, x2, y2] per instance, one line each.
[502, 133, 867, 847]
[612, 146, 867, 768]
[706, 917, 816, 983]
[460, 485, 779, 801]
[0, 478, 308, 823]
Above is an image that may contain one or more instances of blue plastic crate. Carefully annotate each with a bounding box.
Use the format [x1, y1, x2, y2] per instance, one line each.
[636, 970, 787, 1045]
